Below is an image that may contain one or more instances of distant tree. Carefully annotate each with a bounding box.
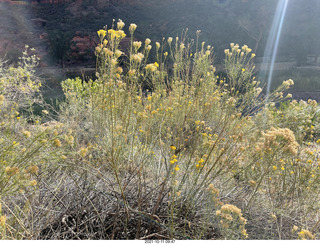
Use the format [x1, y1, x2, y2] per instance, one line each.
[48, 31, 72, 68]
[234, 1, 277, 54]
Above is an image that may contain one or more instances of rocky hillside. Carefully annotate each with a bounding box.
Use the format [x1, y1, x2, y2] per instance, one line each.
[1, 0, 267, 68]
[1, 0, 320, 92]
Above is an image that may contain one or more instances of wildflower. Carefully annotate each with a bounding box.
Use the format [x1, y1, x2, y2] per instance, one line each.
[298, 229, 315, 240]
[282, 79, 294, 88]
[80, 147, 88, 157]
[27, 165, 39, 175]
[242, 45, 248, 51]
[103, 48, 113, 56]
[168, 37, 173, 45]
[164, 52, 168, 57]
[116, 67, 123, 73]
[180, 43, 185, 49]
[128, 69, 136, 76]
[111, 58, 118, 66]
[129, 23, 137, 33]
[95, 46, 101, 54]
[259, 127, 299, 155]
[132, 53, 144, 63]
[30, 180, 37, 186]
[115, 30, 126, 39]
[154, 62, 159, 67]
[156, 42, 160, 49]
[108, 29, 116, 39]
[251, 53, 256, 58]
[117, 19, 125, 29]
[5, 166, 19, 176]
[53, 139, 62, 148]
[145, 38, 151, 46]
[115, 50, 123, 58]
[133, 41, 142, 50]
[146, 45, 152, 51]
[97, 29, 107, 38]
[170, 145, 176, 151]
[174, 165, 180, 171]
[42, 110, 49, 115]
[145, 63, 157, 72]
[170, 159, 178, 164]
[0, 215, 6, 227]
[241, 228, 248, 238]
[22, 130, 31, 138]
[220, 204, 242, 215]
[308, 99, 317, 106]
[249, 180, 256, 187]
[0, 94, 5, 106]
[292, 225, 299, 233]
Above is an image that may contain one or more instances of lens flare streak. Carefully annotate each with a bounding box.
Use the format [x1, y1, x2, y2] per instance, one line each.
[260, 0, 289, 96]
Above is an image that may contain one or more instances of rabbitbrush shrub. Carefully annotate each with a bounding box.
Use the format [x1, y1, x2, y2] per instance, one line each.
[1, 20, 319, 240]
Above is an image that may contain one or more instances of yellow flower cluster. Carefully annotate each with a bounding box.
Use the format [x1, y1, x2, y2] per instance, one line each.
[5, 166, 19, 176]
[22, 130, 31, 138]
[145, 63, 158, 72]
[0, 94, 5, 106]
[216, 203, 248, 238]
[208, 184, 222, 207]
[132, 53, 144, 63]
[117, 19, 125, 29]
[258, 127, 299, 155]
[129, 23, 137, 33]
[27, 165, 39, 175]
[170, 154, 178, 164]
[0, 215, 6, 228]
[282, 79, 294, 88]
[79, 147, 88, 157]
[133, 41, 142, 50]
[298, 229, 315, 240]
[241, 44, 252, 54]
[53, 138, 62, 148]
[107, 29, 126, 40]
[97, 29, 107, 39]
[196, 158, 205, 169]
[30, 180, 37, 186]
[225, 43, 255, 60]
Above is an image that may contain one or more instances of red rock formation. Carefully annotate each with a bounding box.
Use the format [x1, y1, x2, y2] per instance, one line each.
[70, 32, 97, 61]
